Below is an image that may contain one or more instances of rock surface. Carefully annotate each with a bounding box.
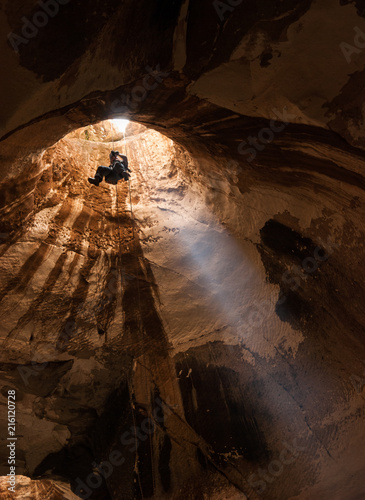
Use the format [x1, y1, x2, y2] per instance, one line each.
[0, 475, 80, 499]
[0, 120, 363, 499]
[0, 1, 364, 499]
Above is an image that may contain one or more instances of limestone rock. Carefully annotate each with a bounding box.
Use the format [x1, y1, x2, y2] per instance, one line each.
[0, 1, 364, 499]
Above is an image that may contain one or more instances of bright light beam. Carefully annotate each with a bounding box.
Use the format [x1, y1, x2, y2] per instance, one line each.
[112, 119, 130, 134]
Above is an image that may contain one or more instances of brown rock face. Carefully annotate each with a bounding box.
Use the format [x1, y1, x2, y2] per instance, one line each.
[0, 2, 365, 500]
[0, 475, 80, 499]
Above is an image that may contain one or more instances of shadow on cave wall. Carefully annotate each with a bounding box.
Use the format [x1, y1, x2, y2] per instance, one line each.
[257, 218, 365, 377]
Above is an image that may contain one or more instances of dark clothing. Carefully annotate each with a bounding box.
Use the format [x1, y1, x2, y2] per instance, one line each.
[94, 155, 130, 185]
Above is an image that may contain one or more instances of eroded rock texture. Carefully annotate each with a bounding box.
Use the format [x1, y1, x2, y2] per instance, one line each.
[0, 1, 364, 499]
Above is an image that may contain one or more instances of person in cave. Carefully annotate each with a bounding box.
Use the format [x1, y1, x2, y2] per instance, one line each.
[88, 150, 131, 186]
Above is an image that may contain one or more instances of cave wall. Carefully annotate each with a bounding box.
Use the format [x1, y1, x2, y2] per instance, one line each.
[0, 0, 364, 499]
[1, 0, 365, 148]
[0, 120, 363, 499]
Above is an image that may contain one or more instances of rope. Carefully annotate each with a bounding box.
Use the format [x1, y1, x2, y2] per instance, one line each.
[116, 183, 145, 499]
[115, 129, 157, 496]
[114, 134, 146, 497]
[127, 376, 145, 499]
[125, 134, 156, 494]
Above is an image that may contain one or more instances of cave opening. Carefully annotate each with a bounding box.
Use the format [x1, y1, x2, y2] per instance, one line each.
[1, 0, 365, 493]
[1, 116, 275, 499]
[0, 104, 364, 499]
